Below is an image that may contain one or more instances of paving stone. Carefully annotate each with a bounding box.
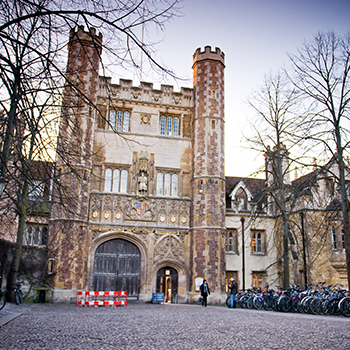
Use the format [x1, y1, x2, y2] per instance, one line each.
[0, 303, 349, 349]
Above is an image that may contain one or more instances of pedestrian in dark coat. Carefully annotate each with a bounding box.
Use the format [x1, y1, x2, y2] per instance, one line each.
[229, 277, 237, 308]
[200, 279, 210, 307]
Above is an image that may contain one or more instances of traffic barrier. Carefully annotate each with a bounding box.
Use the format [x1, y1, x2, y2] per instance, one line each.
[76, 290, 127, 307]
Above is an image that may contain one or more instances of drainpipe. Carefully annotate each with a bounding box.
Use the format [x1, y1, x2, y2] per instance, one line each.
[300, 212, 308, 289]
[241, 217, 245, 291]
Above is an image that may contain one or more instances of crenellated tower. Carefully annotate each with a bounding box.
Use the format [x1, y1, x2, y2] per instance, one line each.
[191, 46, 226, 302]
[48, 26, 102, 299]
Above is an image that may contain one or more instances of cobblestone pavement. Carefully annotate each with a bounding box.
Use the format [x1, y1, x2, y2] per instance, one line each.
[0, 303, 349, 350]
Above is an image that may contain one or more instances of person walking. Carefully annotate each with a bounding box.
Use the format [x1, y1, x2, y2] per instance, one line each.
[229, 277, 237, 308]
[200, 279, 210, 307]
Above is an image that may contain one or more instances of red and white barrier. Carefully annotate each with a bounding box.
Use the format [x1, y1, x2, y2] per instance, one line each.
[76, 290, 127, 307]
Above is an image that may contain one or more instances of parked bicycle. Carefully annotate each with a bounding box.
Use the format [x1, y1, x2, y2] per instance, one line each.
[0, 276, 6, 310]
[14, 282, 24, 305]
[229, 282, 350, 317]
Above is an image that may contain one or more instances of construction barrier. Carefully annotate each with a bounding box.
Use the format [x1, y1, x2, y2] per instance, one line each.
[76, 291, 127, 307]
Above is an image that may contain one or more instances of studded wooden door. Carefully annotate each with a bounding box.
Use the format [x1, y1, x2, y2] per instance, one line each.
[93, 239, 141, 297]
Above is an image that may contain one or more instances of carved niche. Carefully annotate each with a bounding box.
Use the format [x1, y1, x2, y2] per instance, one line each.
[154, 234, 185, 264]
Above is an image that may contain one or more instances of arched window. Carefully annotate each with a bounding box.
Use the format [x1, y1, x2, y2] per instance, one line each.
[157, 172, 178, 196]
[235, 187, 248, 210]
[25, 226, 33, 245]
[252, 272, 263, 289]
[160, 115, 180, 137]
[173, 117, 179, 136]
[157, 173, 163, 195]
[33, 226, 40, 246]
[332, 227, 337, 250]
[227, 231, 234, 252]
[123, 111, 130, 132]
[160, 116, 166, 135]
[171, 174, 178, 196]
[112, 169, 120, 192]
[164, 173, 171, 195]
[109, 109, 130, 132]
[120, 170, 128, 193]
[257, 232, 262, 252]
[252, 231, 264, 253]
[109, 110, 116, 131]
[116, 111, 123, 131]
[104, 168, 112, 192]
[24, 225, 48, 247]
[166, 117, 172, 136]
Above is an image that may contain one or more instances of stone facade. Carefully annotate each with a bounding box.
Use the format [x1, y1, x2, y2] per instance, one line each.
[2, 26, 347, 302]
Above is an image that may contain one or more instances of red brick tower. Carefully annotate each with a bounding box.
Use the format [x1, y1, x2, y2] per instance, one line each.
[191, 46, 226, 303]
[48, 26, 102, 300]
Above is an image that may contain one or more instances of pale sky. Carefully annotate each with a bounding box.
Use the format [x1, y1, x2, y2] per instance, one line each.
[108, 0, 350, 178]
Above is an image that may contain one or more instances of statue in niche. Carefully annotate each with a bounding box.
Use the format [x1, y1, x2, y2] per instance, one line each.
[138, 171, 148, 193]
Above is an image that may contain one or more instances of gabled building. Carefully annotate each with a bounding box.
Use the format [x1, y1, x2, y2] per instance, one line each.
[225, 155, 349, 291]
[0, 26, 348, 303]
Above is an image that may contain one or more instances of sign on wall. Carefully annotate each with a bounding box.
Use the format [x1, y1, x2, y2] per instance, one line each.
[193, 276, 204, 292]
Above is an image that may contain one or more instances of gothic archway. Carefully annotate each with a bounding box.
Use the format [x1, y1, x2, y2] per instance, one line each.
[93, 238, 141, 297]
[156, 266, 178, 303]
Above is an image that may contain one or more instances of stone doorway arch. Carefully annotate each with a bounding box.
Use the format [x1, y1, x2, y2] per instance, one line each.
[156, 266, 178, 303]
[92, 238, 141, 297]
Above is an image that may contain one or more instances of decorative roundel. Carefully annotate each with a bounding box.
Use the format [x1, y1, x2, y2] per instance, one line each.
[104, 211, 110, 219]
[140, 115, 151, 125]
[115, 212, 121, 220]
[92, 210, 98, 219]
[170, 215, 176, 223]
[181, 216, 187, 224]
[160, 214, 166, 222]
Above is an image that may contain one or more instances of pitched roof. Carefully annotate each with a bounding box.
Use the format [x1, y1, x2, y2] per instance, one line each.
[225, 176, 265, 199]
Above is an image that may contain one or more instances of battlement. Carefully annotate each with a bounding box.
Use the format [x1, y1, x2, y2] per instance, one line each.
[99, 77, 193, 108]
[69, 25, 103, 47]
[193, 46, 225, 66]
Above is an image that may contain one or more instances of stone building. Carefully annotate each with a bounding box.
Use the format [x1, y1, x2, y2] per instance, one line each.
[47, 26, 227, 303]
[1, 26, 348, 302]
[225, 154, 349, 291]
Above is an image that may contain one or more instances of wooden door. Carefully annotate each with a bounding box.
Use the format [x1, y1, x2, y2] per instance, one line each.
[93, 239, 141, 297]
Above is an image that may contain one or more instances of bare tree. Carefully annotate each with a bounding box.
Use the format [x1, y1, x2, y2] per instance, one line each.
[247, 72, 307, 289]
[0, 0, 181, 300]
[289, 31, 350, 287]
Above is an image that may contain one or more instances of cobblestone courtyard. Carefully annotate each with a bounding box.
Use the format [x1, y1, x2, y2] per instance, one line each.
[0, 303, 349, 349]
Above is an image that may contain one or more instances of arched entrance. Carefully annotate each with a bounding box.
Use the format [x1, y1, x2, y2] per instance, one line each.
[93, 239, 141, 297]
[156, 267, 178, 303]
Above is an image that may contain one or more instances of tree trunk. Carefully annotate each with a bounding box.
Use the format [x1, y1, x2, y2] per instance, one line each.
[337, 152, 350, 288]
[6, 177, 28, 302]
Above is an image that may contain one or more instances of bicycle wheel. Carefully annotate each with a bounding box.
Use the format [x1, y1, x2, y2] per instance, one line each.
[226, 296, 231, 308]
[246, 297, 253, 309]
[278, 296, 292, 312]
[327, 298, 341, 315]
[263, 297, 273, 311]
[339, 297, 350, 317]
[309, 298, 320, 315]
[295, 299, 303, 313]
[253, 296, 263, 310]
[19, 290, 23, 303]
[15, 290, 23, 305]
[301, 296, 312, 313]
[238, 295, 248, 308]
[0, 290, 6, 310]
